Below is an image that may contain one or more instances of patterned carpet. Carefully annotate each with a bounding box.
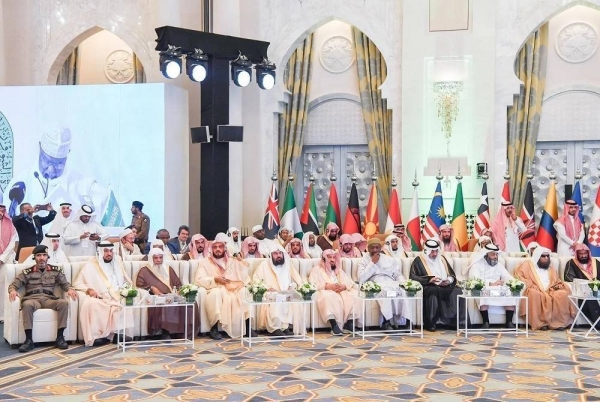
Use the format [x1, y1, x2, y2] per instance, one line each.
[0, 329, 599, 401]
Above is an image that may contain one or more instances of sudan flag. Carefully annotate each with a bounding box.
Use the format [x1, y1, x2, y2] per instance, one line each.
[343, 182, 361, 234]
[323, 182, 341, 231]
[300, 183, 319, 234]
[451, 182, 468, 251]
[536, 181, 558, 251]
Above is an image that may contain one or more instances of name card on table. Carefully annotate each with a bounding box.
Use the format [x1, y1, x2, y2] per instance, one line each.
[275, 294, 288, 303]
[387, 290, 397, 298]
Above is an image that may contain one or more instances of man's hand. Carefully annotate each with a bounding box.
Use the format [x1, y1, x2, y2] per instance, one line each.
[215, 276, 230, 285]
[150, 286, 162, 295]
[87, 288, 99, 298]
[438, 280, 450, 287]
[46, 203, 53, 212]
[370, 252, 380, 264]
[80, 232, 90, 240]
[491, 280, 504, 286]
[123, 242, 134, 252]
[234, 253, 243, 262]
[9, 290, 18, 302]
[429, 277, 440, 284]
[89, 234, 100, 241]
[511, 213, 518, 221]
[337, 284, 347, 291]
[67, 288, 78, 300]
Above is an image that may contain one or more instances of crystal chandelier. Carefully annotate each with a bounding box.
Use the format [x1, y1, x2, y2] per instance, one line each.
[433, 81, 463, 140]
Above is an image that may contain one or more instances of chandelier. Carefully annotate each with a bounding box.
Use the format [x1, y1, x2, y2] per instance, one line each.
[433, 81, 463, 140]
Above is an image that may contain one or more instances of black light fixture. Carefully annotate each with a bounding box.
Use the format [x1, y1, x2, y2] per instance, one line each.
[255, 58, 276, 90]
[186, 48, 209, 82]
[159, 45, 182, 79]
[230, 53, 252, 87]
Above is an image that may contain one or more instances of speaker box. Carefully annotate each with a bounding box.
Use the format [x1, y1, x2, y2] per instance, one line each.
[217, 125, 243, 142]
[191, 126, 210, 143]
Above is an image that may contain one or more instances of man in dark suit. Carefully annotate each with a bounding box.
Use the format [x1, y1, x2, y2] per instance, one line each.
[12, 203, 56, 259]
[143, 229, 178, 254]
[167, 225, 190, 254]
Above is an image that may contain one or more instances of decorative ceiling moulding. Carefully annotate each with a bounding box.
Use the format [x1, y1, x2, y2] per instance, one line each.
[104, 50, 134, 83]
[555, 22, 598, 63]
[319, 36, 355, 73]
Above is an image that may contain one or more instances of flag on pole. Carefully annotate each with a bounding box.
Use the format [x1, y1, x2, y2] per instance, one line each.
[519, 181, 536, 251]
[280, 183, 303, 239]
[300, 182, 320, 234]
[587, 185, 600, 257]
[385, 186, 402, 233]
[498, 181, 511, 212]
[536, 182, 558, 251]
[407, 189, 422, 250]
[573, 181, 587, 244]
[323, 182, 341, 231]
[422, 182, 446, 243]
[473, 182, 490, 239]
[363, 183, 379, 239]
[343, 182, 361, 234]
[262, 182, 280, 239]
[451, 182, 468, 251]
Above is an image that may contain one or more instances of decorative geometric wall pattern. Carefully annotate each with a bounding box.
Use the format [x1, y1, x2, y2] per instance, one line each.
[304, 97, 367, 146]
[538, 90, 600, 142]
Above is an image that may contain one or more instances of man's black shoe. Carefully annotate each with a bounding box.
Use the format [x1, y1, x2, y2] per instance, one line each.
[283, 328, 293, 336]
[481, 322, 490, 329]
[426, 324, 436, 332]
[93, 338, 111, 346]
[55, 336, 68, 350]
[270, 329, 285, 337]
[505, 321, 516, 329]
[209, 324, 222, 340]
[19, 339, 34, 353]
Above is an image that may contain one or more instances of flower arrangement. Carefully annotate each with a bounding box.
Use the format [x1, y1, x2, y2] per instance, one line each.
[400, 279, 423, 293]
[298, 282, 317, 295]
[179, 283, 199, 296]
[462, 278, 485, 291]
[360, 281, 382, 293]
[246, 279, 268, 302]
[588, 279, 600, 292]
[507, 278, 525, 292]
[119, 283, 138, 298]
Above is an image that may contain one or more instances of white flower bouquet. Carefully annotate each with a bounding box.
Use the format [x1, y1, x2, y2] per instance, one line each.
[179, 283, 199, 296]
[360, 281, 382, 293]
[507, 278, 525, 292]
[246, 279, 268, 296]
[462, 278, 485, 291]
[298, 282, 317, 295]
[119, 283, 138, 298]
[588, 279, 600, 292]
[400, 279, 423, 292]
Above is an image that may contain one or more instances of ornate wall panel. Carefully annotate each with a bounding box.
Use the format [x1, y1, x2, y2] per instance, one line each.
[538, 89, 600, 142]
[304, 96, 367, 146]
[533, 145, 568, 221]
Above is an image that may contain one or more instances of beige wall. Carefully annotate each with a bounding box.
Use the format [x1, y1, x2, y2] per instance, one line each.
[77, 31, 134, 85]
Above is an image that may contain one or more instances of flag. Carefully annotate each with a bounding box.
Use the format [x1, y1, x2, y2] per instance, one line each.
[262, 182, 280, 239]
[280, 183, 303, 239]
[519, 181, 536, 251]
[573, 181, 587, 244]
[385, 186, 402, 233]
[588, 185, 600, 257]
[451, 182, 468, 251]
[323, 182, 341, 231]
[473, 182, 490, 238]
[422, 182, 446, 243]
[407, 189, 422, 250]
[342, 182, 361, 234]
[300, 183, 319, 234]
[497, 180, 511, 212]
[101, 190, 125, 227]
[363, 183, 379, 238]
[536, 182, 558, 251]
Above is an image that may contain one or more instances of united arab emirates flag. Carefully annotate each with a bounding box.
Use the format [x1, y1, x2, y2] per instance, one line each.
[300, 183, 319, 234]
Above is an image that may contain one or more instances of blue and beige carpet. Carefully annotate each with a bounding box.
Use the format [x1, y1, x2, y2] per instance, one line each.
[0, 329, 599, 401]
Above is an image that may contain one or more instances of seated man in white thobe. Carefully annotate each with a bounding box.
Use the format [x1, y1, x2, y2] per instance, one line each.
[226, 227, 242, 256]
[181, 234, 210, 261]
[468, 244, 515, 329]
[115, 228, 142, 259]
[73, 241, 135, 346]
[0, 204, 18, 321]
[358, 238, 411, 330]
[309, 250, 359, 335]
[241, 236, 264, 259]
[42, 232, 69, 265]
[63, 205, 108, 256]
[383, 234, 407, 258]
[194, 233, 252, 340]
[253, 248, 304, 336]
[286, 238, 308, 259]
[302, 231, 322, 258]
[252, 225, 279, 256]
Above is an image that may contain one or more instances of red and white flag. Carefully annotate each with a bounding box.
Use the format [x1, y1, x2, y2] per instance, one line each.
[385, 187, 402, 233]
[473, 182, 490, 238]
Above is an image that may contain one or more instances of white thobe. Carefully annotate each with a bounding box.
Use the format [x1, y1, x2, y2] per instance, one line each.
[63, 220, 109, 256]
[554, 217, 585, 257]
[48, 248, 69, 265]
[0, 227, 17, 321]
[535, 266, 551, 290]
[227, 241, 242, 256]
[504, 218, 526, 252]
[469, 260, 514, 309]
[357, 254, 412, 324]
[257, 238, 279, 256]
[305, 247, 322, 259]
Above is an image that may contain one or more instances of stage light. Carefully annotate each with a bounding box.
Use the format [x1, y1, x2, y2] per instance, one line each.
[186, 48, 209, 82]
[255, 58, 276, 90]
[231, 53, 252, 87]
[159, 45, 182, 79]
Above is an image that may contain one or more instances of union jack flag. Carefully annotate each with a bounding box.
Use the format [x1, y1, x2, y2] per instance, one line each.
[262, 182, 280, 239]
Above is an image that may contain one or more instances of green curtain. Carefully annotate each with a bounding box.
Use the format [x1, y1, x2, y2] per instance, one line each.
[352, 27, 393, 209]
[507, 23, 549, 210]
[278, 34, 314, 194]
[133, 53, 146, 83]
[56, 47, 79, 85]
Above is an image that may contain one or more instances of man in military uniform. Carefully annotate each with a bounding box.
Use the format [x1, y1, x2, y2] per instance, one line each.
[131, 201, 150, 252]
[8, 245, 78, 352]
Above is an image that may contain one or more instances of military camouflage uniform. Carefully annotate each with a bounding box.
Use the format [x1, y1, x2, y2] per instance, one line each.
[8, 264, 72, 330]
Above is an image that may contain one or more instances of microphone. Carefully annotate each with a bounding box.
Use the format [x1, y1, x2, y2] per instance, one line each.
[34, 172, 48, 198]
[8, 182, 26, 217]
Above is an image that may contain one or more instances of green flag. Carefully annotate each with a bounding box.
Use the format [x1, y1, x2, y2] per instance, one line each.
[280, 183, 303, 238]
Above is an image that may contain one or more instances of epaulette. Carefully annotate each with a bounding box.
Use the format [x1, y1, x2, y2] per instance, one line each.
[22, 267, 33, 275]
[47, 264, 64, 274]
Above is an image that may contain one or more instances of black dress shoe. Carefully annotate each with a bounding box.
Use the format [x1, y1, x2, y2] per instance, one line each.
[426, 324, 436, 332]
[331, 324, 344, 336]
[93, 338, 111, 346]
[505, 321, 516, 329]
[209, 324, 222, 340]
[19, 339, 34, 353]
[283, 328, 293, 336]
[481, 322, 490, 329]
[55, 336, 68, 350]
[270, 329, 285, 337]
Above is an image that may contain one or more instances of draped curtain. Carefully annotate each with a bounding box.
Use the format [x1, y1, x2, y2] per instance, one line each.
[56, 47, 79, 85]
[133, 53, 146, 83]
[278, 34, 314, 195]
[352, 27, 393, 209]
[507, 23, 549, 210]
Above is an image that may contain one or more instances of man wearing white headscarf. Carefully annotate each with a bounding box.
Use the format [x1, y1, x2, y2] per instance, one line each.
[514, 246, 575, 330]
[241, 236, 263, 259]
[275, 227, 293, 248]
[115, 228, 142, 259]
[358, 238, 412, 330]
[526, 241, 539, 257]
[383, 234, 407, 258]
[73, 241, 135, 346]
[392, 224, 412, 252]
[251, 225, 279, 256]
[194, 233, 253, 340]
[438, 224, 460, 253]
[472, 235, 492, 253]
[63, 205, 109, 256]
[410, 239, 462, 331]
[468, 244, 515, 329]
[0, 204, 17, 321]
[48, 202, 74, 236]
[491, 202, 526, 252]
[226, 227, 242, 256]
[317, 222, 340, 251]
[136, 248, 199, 339]
[302, 231, 322, 258]
[286, 238, 308, 259]
[142, 238, 174, 261]
[351, 233, 368, 254]
[253, 247, 304, 336]
[42, 233, 69, 265]
[181, 234, 209, 261]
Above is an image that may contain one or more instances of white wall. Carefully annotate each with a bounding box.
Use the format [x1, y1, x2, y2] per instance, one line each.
[0, 1, 5, 86]
[77, 30, 134, 85]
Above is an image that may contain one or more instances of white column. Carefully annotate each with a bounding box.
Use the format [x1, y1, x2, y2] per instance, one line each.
[0, 1, 5, 85]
